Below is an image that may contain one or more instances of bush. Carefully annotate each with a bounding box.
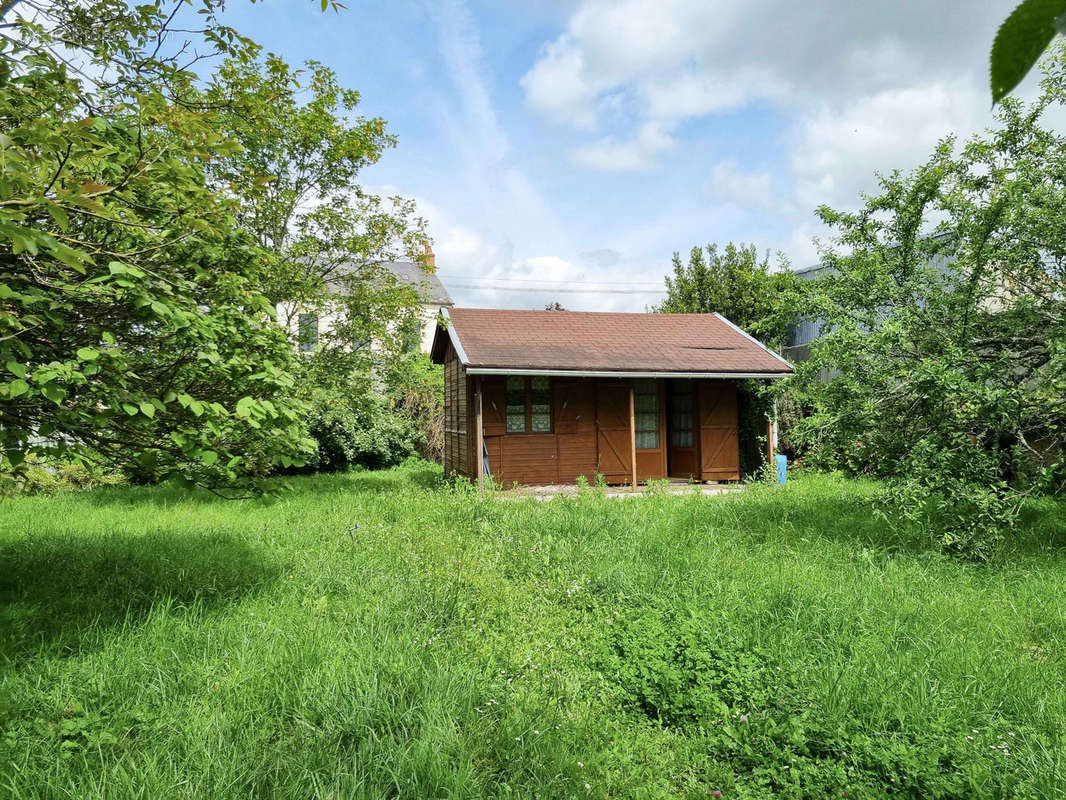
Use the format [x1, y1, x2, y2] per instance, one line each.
[1, 457, 127, 495]
[303, 388, 422, 472]
[384, 354, 444, 463]
[737, 380, 774, 479]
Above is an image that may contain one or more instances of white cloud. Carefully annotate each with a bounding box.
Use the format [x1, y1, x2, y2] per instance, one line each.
[519, 36, 599, 129]
[705, 160, 777, 211]
[570, 120, 676, 171]
[521, 0, 1015, 175]
[791, 80, 989, 210]
[641, 69, 767, 121]
[517, 0, 1026, 275]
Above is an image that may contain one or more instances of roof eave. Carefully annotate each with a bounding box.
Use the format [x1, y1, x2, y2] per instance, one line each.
[463, 367, 792, 379]
[430, 307, 470, 365]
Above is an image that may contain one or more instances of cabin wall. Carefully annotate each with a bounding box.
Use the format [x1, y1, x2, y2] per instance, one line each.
[439, 369, 742, 486]
[442, 344, 470, 478]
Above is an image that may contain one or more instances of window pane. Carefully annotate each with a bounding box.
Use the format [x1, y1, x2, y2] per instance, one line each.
[636, 431, 659, 449]
[633, 378, 656, 394]
[298, 313, 318, 353]
[671, 430, 694, 448]
[636, 412, 657, 432]
[635, 393, 657, 412]
[672, 392, 693, 412]
[671, 412, 692, 431]
[507, 413, 526, 433]
[506, 376, 525, 406]
[530, 378, 550, 430]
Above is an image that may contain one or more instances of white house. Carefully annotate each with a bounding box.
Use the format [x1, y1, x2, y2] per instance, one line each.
[276, 249, 453, 356]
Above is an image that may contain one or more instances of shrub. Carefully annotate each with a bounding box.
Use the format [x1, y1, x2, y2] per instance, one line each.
[1, 457, 127, 496]
[385, 354, 444, 463]
[303, 389, 421, 472]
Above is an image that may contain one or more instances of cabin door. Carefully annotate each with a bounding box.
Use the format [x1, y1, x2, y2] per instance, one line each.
[666, 379, 699, 479]
[698, 380, 740, 481]
[595, 380, 633, 483]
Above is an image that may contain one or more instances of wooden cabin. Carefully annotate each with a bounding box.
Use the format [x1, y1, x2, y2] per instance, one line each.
[430, 308, 793, 487]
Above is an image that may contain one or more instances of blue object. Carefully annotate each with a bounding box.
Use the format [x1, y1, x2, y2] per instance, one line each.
[775, 454, 788, 485]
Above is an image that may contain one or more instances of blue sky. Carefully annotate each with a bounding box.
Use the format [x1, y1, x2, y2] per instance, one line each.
[219, 0, 1043, 310]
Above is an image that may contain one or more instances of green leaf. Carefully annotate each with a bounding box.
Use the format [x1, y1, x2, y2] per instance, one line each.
[235, 396, 255, 418]
[76, 347, 100, 362]
[6, 361, 27, 379]
[6, 379, 29, 398]
[139, 401, 155, 418]
[201, 450, 219, 466]
[41, 384, 66, 405]
[122, 403, 139, 416]
[990, 0, 1066, 104]
[108, 261, 144, 278]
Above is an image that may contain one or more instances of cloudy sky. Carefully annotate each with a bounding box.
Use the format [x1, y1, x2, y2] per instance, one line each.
[219, 0, 1046, 310]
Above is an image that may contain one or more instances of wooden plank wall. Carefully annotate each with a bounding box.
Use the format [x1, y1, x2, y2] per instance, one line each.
[442, 345, 469, 478]
[440, 370, 743, 486]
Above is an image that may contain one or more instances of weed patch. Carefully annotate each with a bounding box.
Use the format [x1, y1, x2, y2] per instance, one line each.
[2, 465, 1066, 798]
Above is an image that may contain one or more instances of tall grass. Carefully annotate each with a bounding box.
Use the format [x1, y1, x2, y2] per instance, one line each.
[2, 463, 1066, 798]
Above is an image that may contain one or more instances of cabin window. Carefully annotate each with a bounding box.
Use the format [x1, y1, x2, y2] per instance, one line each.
[634, 378, 659, 449]
[505, 376, 553, 434]
[298, 313, 319, 353]
[670, 382, 695, 448]
[506, 377, 526, 432]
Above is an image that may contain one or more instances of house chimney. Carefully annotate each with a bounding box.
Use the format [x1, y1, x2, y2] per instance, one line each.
[423, 243, 436, 269]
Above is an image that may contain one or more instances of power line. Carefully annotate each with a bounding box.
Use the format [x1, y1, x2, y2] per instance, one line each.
[445, 283, 666, 295]
[437, 273, 665, 287]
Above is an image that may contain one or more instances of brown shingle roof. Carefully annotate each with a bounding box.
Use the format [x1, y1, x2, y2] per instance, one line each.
[433, 308, 792, 375]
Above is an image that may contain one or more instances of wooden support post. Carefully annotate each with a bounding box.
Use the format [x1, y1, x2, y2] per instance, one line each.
[475, 376, 484, 490]
[767, 418, 774, 465]
[629, 383, 638, 492]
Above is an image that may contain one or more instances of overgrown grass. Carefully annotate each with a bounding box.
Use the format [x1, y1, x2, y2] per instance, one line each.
[2, 462, 1066, 798]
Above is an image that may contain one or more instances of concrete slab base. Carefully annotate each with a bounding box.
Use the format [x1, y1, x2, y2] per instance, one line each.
[496, 481, 744, 502]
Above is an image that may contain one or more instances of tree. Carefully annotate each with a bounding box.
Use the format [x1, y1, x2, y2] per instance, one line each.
[201, 51, 436, 470]
[659, 243, 798, 347]
[0, 1, 316, 489]
[544, 301, 567, 311]
[792, 41, 1066, 558]
[204, 54, 429, 384]
[656, 243, 800, 477]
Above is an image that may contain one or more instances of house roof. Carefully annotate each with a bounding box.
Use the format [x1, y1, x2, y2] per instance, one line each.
[379, 261, 453, 305]
[328, 260, 453, 306]
[431, 308, 792, 377]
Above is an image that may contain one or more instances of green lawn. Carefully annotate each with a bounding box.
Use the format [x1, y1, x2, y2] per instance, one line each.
[3, 464, 1066, 799]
